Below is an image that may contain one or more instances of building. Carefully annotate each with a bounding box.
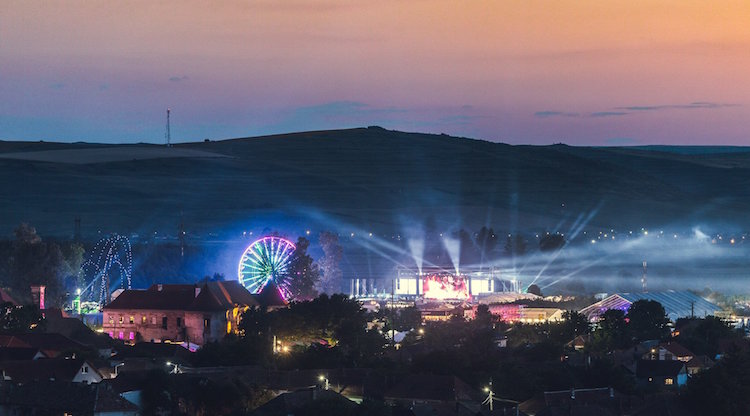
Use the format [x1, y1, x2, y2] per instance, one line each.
[0, 380, 138, 415]
[0, 357, 104, 384]
[103, 281, 259, 346]
[579, 291, 721, 322]
[519, 387, 635, 416]
[642, 342, 694, 362]
[635, 359, 688, 387]
[251, 387, 357, 416]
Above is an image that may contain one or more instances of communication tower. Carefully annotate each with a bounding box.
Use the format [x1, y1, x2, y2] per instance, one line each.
[165, 108, 171, 147]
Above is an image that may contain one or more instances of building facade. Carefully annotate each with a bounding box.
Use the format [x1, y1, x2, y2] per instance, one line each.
[102, 281, 259, 346]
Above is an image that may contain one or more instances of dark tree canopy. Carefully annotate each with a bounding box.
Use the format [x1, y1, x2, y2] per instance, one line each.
[539, 233, 566, 252]
[317, 232, 343, 294]
[287, 237, 320, 301]
[527, 284, 543, 297]
[626, 300, 670, 341]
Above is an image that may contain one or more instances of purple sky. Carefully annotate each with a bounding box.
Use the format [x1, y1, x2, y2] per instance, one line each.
[2, 1, 749, 145]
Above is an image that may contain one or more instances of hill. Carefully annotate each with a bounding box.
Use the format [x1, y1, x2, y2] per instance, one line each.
[1, 126, 750, 239]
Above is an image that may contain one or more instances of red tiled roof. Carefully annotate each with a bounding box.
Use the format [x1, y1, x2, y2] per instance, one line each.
[253, 281, 288, 308]
[0, 333, 86, 357]
[660, 342, 694, 358]
[0, 380, 138, 413]
[105, 280, 259, 311]
[0, 358, 98, 383]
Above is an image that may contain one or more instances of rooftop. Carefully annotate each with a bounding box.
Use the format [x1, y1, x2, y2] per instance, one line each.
[104, 280, 259, 311]
[579, 291, 721, 321]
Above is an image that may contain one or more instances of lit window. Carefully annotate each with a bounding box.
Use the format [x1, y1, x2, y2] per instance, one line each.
[108, 331, 114, 338]
[119, 316, 123, 324]
[151, 316, 156, 325]
[142, 316, 147, 324]
[129, 332, 134, 340]
[118, 331, 124, 339]
[665, 378, 673, 385]
[129, 316, 134, 324]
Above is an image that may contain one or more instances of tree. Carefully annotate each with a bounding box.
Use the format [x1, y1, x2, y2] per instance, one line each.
[686, 349, 750, 415]
[504, 234, 527, 257]
[5, 223, 67, 306]
[392, 306, 422, 332]
[287, 237, 320, 301]
[317, 232, 343, 294]
[561, 310, 590, 340]
[527, 284, 543, 297]
[676, 316, 741, 357]
[539, 233, 566, 252]
[590, 309, 629, 352]
[626, 300, 670, 341]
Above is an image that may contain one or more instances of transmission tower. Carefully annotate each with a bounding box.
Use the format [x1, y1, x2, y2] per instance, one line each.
[165, 108, 171, 147]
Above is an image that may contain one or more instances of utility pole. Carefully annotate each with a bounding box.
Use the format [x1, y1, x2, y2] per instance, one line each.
[483, 379, 496, 412]
[165, 108, 171, 147]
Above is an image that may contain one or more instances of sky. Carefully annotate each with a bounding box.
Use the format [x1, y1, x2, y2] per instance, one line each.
[2, 1, 749, 145]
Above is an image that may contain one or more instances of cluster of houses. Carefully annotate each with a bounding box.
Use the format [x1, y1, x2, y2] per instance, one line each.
[0, 280, 739, 415]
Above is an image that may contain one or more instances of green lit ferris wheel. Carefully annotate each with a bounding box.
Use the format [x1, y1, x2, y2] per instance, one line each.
[237, 236, 296, 300]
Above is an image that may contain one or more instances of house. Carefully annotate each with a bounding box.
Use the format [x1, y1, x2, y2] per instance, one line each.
[685, 355, 714, 375]
[103, 281, 259, 346]
[579, 291, 721, 322]
[635, 360, 687, 387]
[383, 373, 483, 414]
[42, 310, 116, 357]
[0, 333, 88, 358]
[0, 380, 138, 415]
[0, 357, 104, 384]
[250, 387, 357, 416]
[519, 387, 636, 416]
[641, 342, 694, 362]
[566, 334, 593, 351]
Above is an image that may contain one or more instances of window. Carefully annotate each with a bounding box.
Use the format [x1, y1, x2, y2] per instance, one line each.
[118, 331, 124, 339]
[81, 365, 88, 374]
[129, 332, 134, 340]
[108, 331, 114, 338]
[162, 316, 168, 330]
[665, 378, 673, 385]
[108, 316, 113, 324]
[203, 317, 211, 331]
[119, 316, 123, 324]
[151, 316, 157, 325]
[129, 316, 134, 324]
[176, 317, 182, 328]
[142, 316, 147, 324]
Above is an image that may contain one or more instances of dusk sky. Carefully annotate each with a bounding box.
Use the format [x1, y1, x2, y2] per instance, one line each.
[2, 1, 749, 145]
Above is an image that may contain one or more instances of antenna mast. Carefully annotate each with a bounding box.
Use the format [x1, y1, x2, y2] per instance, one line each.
[642, 260, 647, 293]
[165, 108, 171, 147]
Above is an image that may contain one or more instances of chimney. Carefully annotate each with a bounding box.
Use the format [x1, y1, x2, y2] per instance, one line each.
[30, 285, 46, 310]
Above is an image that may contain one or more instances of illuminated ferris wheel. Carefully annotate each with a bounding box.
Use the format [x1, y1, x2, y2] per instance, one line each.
[238, 236, 296, 300]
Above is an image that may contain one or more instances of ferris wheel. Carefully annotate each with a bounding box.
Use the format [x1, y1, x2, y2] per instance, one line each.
[238, 236, 296, 300]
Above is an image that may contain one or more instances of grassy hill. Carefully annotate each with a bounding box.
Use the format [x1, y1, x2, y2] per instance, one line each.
[1, 126, 750, 239]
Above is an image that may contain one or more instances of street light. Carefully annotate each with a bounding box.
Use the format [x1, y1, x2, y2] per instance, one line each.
[318, 374, 329, 390]
[114, 362, 125, 376]
[166, 361, 179, 374]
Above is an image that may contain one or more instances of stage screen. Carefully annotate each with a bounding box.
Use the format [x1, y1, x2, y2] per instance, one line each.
[422, 274, 470, 300]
